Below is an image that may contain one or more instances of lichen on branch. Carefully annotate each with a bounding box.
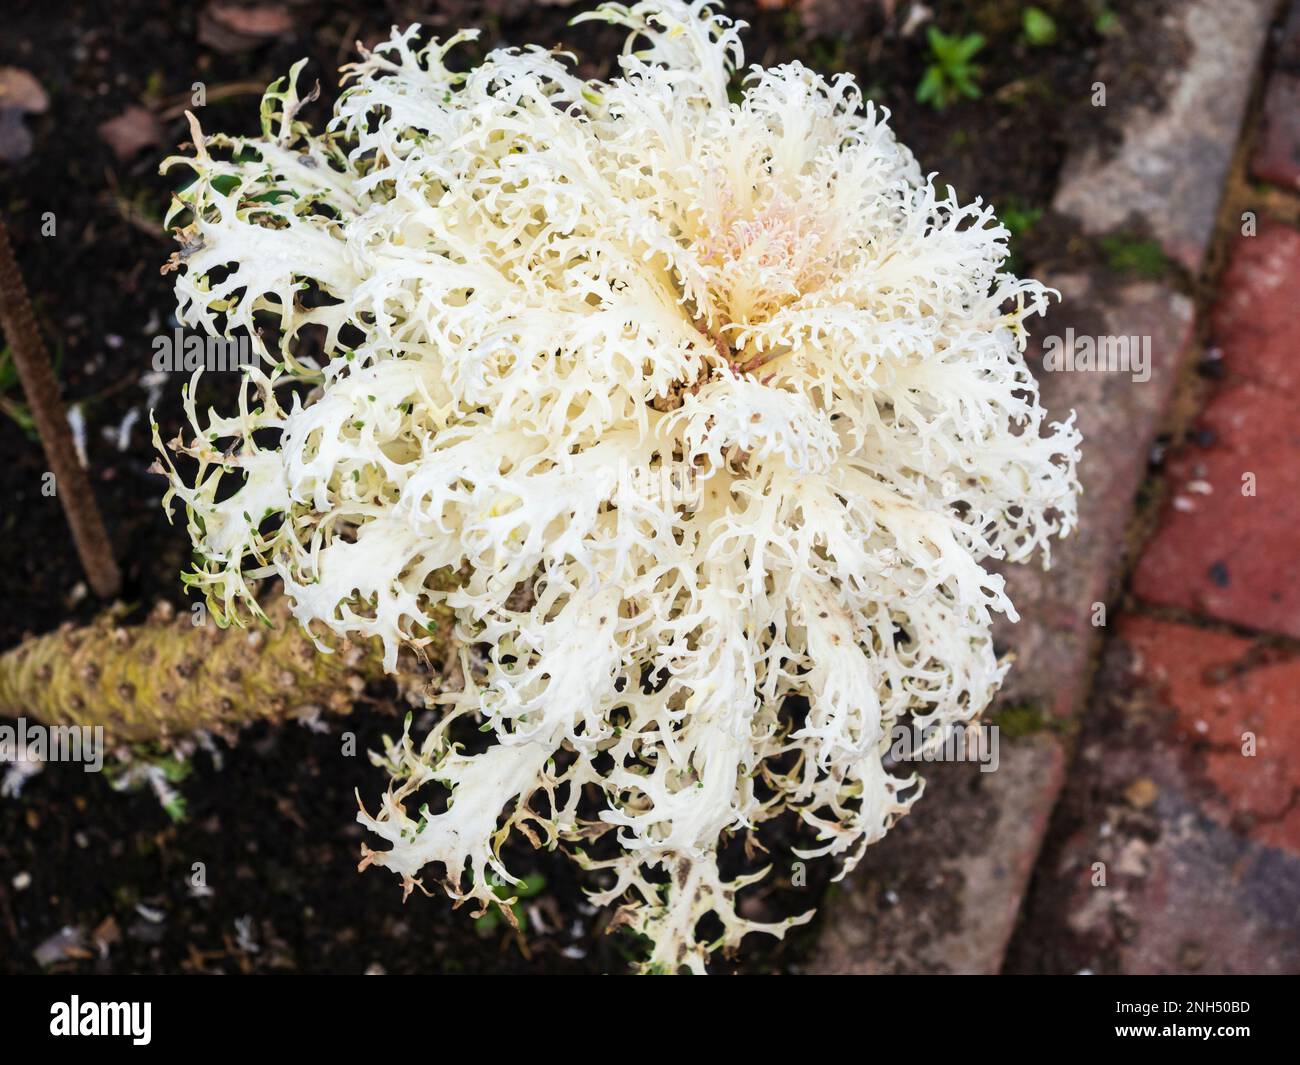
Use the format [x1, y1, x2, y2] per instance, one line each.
[0, 596, 389, 745]
[155, 0, 1081, 972]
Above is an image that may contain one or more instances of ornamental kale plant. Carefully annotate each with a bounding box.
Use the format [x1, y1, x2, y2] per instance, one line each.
[154, 0, 1080, 973]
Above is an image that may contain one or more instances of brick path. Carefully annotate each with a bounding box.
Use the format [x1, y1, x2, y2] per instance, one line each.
[813, 0, 1299, 973]
[1007, 222, 1300, 973]
[1131, 222, 1300, 637]
[1003, 23, 1300, 966]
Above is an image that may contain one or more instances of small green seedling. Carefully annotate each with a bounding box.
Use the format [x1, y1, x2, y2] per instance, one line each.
[1022, 7, 1058, 47]
[917, 28, 986, 110]
[1000, 199, 1045, 273]
[1094, 8, 1121, 36]
[1101, 233, 1170, 279]
[0, 345, 36, 438]
[474, 873, 547, 935]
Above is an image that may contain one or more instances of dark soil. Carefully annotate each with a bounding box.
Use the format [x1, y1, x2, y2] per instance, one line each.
[1, 0, 1134, 973]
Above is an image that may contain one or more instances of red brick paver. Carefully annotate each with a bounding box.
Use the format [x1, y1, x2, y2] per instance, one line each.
[1005, 616, 1300, 974]
[1010, 216, 1300, 975]
[1132, 221, 1300, 638]
[1120, 616, 1300, 856]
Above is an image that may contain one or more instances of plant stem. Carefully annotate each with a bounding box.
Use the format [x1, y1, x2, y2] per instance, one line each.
[0, 596, 395, 744]
[0, 215, 121, 598]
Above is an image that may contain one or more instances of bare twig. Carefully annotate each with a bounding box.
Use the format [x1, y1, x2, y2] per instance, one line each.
[0, 215, 121, 597]
[157, 81, 268, 121]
